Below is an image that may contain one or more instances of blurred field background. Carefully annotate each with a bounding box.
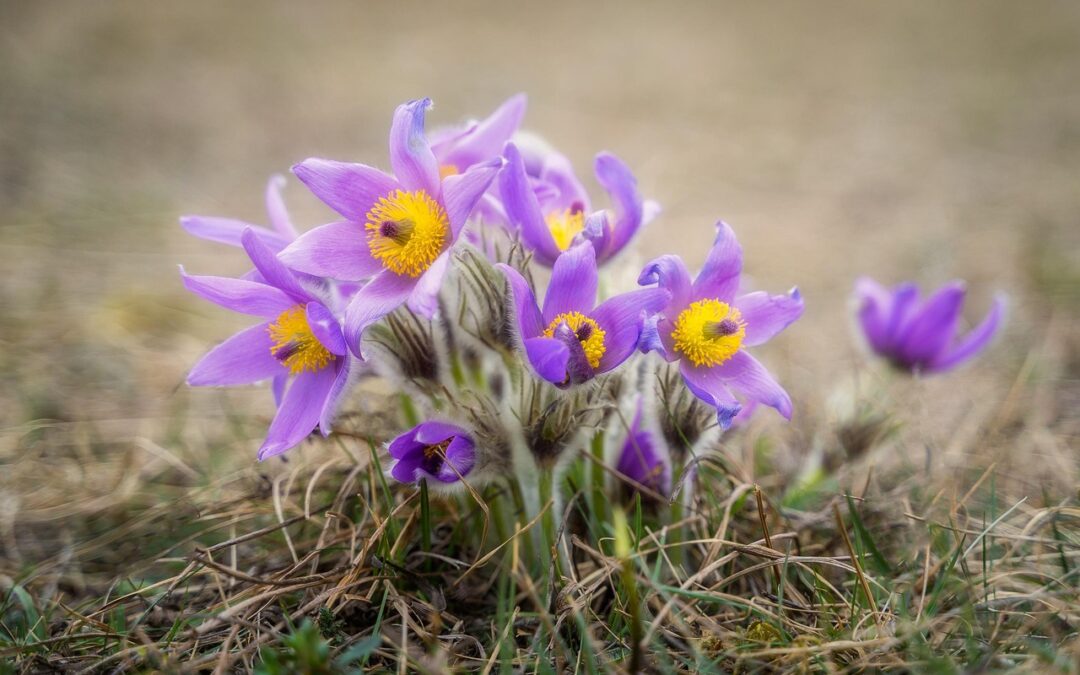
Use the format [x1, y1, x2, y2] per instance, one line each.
[2, 1, 1079, 671]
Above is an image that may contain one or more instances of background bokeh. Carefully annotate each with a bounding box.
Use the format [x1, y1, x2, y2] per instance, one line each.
[1, 2, 1077, 561]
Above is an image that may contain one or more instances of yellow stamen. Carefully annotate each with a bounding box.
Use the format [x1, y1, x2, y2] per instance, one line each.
[423, 439, 451, 459]
[671, 299, 746, 367]
[365, 189, 449, 277]
[267, 305, 335, 375]
[546, 208, 585, 251]
[438, 164, 459, 179]
[543, 311, 606, 369]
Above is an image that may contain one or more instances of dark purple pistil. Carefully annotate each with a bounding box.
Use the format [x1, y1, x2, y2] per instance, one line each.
[379, 219, 413, 245]
[703, 318, 740, 338]
[272, 342, 300, 363]
[575, 323, 594, 341]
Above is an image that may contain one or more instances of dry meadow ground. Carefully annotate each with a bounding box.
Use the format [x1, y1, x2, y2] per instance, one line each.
[1, 2, 1078, 672]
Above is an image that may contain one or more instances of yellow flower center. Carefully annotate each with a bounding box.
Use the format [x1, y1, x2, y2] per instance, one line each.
[671, 299, 746, 367]
[365, 189, 450, 277]
[543, 311, 606, 369]
[438, 165, 459, 179]
[267, 305, 335, 375]
[546, 208, 585, 251]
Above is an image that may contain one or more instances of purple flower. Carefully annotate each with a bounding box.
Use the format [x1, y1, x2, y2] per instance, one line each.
[638, 222, 804, 429]
[183, 228, 358, 460]
[497, 241, 669, 388]
[278, 98, 500, 357]
[388, 421, 476, 484]
[429, 94, 526, 176]
[181, 175, 299, 254]
[498, 142, 657, 267]
[615, 398, 671, 498]
[854, 277, 1005, 374]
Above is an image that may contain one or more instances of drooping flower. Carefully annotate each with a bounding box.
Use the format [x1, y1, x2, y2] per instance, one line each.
[183, 228, 358, 460]
[497, 241, 669, 388]
[279, 98, 500, 357]
[181, 175, 299, 253]
[614, 397, 672, 499]
[638, 222, 804, 428]
[498, 142, 657, 266]
[387, 421, 476, 485]
[854, 277, 1005, 374]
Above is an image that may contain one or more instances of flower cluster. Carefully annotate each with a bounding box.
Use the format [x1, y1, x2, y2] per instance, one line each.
[181, 94, 1004, 501]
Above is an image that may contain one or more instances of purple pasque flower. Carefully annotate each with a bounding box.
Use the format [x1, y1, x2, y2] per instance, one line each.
[183, 228, 358, 460]
[498, 141, 657, 267]
[181, 175, 299, 253]
[497, 240, 669, 388]
[388, 421, 476, 484]
[615, 397, 672, 498]
[638, 221, 804, 429]
[428, 93, 526, 177]
[854, 277, 1005, 374]
[278, 98, 501, 357]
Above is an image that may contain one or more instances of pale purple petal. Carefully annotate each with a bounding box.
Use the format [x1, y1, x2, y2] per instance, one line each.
[279, 221, 382, 281]
[292, 158, 400, 222]
[496, 263, 544, 339]
[258, 367, 336, 460]
[591, 288, 670, 373]
[180, 267, 296, 318]
[638, 255, 692, 313]
[692, 221, 743, 303]
[542, 241, 597, 324]
[854, 277, 893, 352]
[524, 336, 570, 384]
[241, 228, 309, 302]
[928, 294, 1005, 373]
[272, 373, 288, 407]
[735, 288, 804, 347]
[264, 174, 298, 240]
[594, 152, 643, 257]
[442, 158, 501, 237]
[407, 251, 450, 319]
[582, 211, 612, 260]
[342, 271, 416, 357]
[389, 98, 440, 197]
[540, 150, 589, 213]
[180, 216, 291, 252]
[883, 282, 920, 351]
[187, 322, 281, 386]
[713, 351, 792, 420]
[435, 93, 526, 170]
[678, 360, 743, 429]
[500, 143, 561, 265]
[319, 356, 358, 435]
[305, 302, 347, 356]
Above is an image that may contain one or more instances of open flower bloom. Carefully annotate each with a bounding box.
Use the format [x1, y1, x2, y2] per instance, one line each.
[854, 277, 1005, 374]
[183, 228, 357, 460]
[638, 222, 804, 429]
[279, 98, 500, 357]
[615, 397, 672, 498]
[181, 175, 299, 254]
[388, 421, 476, 484]
[499, 142, 657, 267]
[498, 241, 669, 388]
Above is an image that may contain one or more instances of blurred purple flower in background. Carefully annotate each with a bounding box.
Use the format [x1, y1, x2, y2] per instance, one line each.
[499, 142, 657, 266]
[615, 397, 672, 499]
[183, 229, 358, 460]
[388, 421, 476, 484]
[639, 222, 804, 429]
[498, 241, 669, 388]
[854, 277, 1005, 374]
[181, 175, 299, 254]
[279, 98, 500, 356]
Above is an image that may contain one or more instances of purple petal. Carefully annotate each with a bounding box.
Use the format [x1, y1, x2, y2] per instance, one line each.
[692, 221, 743, 303]
[180, 267, 296, 318]
[616, 402, 670, 495]
[883, 282, 920, 351]
[540, 150, 590, 213]
[638, 254, 692, 313]
[279, 220, 382, 281]
[678, 360, 743, 429]
[264, 174, 298, 240]
[500, 143, 562, 265]
[524, 336, 570, 384]
[542, 241, 598, 324]
[292, 158, 400, 222]
[928, 293, 1005, 373]
[895, 281, 966, 367]
[496, 263, 544, 339]
[187, 322, 281, 386]
[435, 93, 526, 170]
[591, 288, 670, 373]
[407, 251, 450, 319]
[305, 302, 347, 356]
[272, 373, 288, 407]
[388, 427, 422, 459]
[582, 211, 612, 261]
[433, 434, 476, 482]
[442, 158, 501, 236]
[552, 322, 596, 386]
[319, 356, 358, 434]
[258, 367, 336, 460]
[241, 228, 309, 302]
[342, 271, 416, 357]
[180, 216, 291, 252]
[735, 288, 804, 347]
[594, 152, 643, 258]
[713, 351, 792, 420]
[389, 98, 440, 197]
[414, 421, 469, 444]
[854, 277, 893, 353]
